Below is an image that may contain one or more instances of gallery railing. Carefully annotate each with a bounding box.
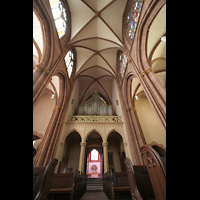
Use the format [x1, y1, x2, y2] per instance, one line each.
[67, 115, 122, 123]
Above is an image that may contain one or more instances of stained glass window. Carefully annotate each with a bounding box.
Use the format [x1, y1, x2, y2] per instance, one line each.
[119, 52, 128, 78]
[49, 0, 67, 38]
[91, 149, 98, 160]
[127, 1, 143, 40]
[64, 50, 74, 78]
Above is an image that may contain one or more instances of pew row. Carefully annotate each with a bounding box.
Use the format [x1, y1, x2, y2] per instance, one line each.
[141, 145, 166, 200]
[124, 158, 156, 200]
[48, 170, 87, 200]
[33, 158, 58, 200]
[103, 170, 131, 200]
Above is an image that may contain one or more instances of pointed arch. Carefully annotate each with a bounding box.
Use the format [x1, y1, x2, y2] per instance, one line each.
[84, 129, 104, 143]
[106, 129, 125, 143]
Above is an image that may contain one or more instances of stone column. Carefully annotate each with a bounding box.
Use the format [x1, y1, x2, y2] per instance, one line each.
[78, 142, 87, 172]
[102, 142, 109, 173]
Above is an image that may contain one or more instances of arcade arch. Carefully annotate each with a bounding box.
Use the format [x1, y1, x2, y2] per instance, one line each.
[33, 75, 60, 135]
[85, 131, 103, 175]
[131, 77, 166, 148]
[59, 131, 82, 173]
[107, 131, 126, 172]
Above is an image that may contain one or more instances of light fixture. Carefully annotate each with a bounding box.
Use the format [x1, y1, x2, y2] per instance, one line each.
[51, 94, 55, 100]
[135, 95, 139, 101]
[161, 36, 166, 42]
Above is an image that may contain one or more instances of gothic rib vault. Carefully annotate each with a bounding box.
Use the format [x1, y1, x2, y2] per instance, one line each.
[67, 0, 128, 106]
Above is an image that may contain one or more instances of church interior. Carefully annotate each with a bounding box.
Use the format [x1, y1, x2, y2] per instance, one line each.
[33, 0, 166, 199]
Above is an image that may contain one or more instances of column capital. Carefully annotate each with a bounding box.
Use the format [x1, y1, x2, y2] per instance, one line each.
[80, 142, 87, 147]
[123, 142, 128, 147]
[53, 105, 64, 112]
[60, 142, 64, 147]
[102, 142, 108, 147]
[36, 64, 50, 74]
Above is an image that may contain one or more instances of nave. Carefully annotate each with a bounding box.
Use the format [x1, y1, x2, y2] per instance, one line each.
[33, 145, 165, 200]
[33, 0, 166, 199]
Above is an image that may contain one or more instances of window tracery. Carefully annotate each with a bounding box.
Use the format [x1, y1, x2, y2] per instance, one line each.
[64, 50, 74, 78]
[49, 0, 67, 38]
[127, 1, 143, 40]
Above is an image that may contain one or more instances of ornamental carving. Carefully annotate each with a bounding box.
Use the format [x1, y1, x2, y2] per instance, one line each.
[67, 115, 122, 123]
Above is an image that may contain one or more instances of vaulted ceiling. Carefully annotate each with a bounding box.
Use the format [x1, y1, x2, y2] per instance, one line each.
[67, 0, 128, 105]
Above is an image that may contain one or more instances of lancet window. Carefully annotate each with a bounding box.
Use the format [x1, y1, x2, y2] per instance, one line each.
[64, 50, 74, 78]
[119, 52, 128, 79]
[127, 1, 143, 40]
[49, 0, 67, 38]
[91, 149, 99, 161]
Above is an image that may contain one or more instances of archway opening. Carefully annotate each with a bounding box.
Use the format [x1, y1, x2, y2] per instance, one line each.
[33, 75, 60, 143]
[134, 91, 166, 148]
[59, 131, 81, 173]
[107, 131, 126, 172]
[86, 149, 101, 178]
[85, 131, 103, 177]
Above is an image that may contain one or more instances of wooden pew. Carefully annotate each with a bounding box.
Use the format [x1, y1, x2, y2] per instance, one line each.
[103, 171, 110, 198]
[124, 157, 156, 200]
[48, 173, 76, 200]
[103, 170, 131, 200]
[77, 172, 87, 199]
[33, 158, 58, 200]
[73, 170, 80, 199]
[141, 145, 166, 200]
[48, 170, 87, 200]
[110, 171, 131, 200]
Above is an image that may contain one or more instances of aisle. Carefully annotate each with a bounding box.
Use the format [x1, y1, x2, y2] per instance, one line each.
[80, 178, 108, 200]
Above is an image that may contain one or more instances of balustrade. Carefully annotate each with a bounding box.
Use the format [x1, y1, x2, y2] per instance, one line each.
[67, 115, 122, 123]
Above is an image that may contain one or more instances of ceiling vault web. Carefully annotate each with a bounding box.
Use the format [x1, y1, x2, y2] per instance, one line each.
[66, 0, 128, 108]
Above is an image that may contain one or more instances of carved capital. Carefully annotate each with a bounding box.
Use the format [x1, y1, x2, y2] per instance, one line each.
[60, 142, 64, 147]
[140, 67, 152, 77]
[123, 142, 128, 147]
[53, 106, 64, 112]
[80, 142, 87, 147]
[126, 106, 136, 112]
[102, 142, 108, 147]
[36, 64, 50, 74]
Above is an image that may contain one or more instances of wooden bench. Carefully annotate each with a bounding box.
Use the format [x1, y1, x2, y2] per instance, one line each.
[33, 158, 58, 200]
[48, 170, 87, 200]
[77, 172, 87, 199]
[124, 157, 156, 200]
[111, 171, 131, 200]
[141, 145, 166, 200]
[103, 170, 131, 200]
[48, 173, 76, 200]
